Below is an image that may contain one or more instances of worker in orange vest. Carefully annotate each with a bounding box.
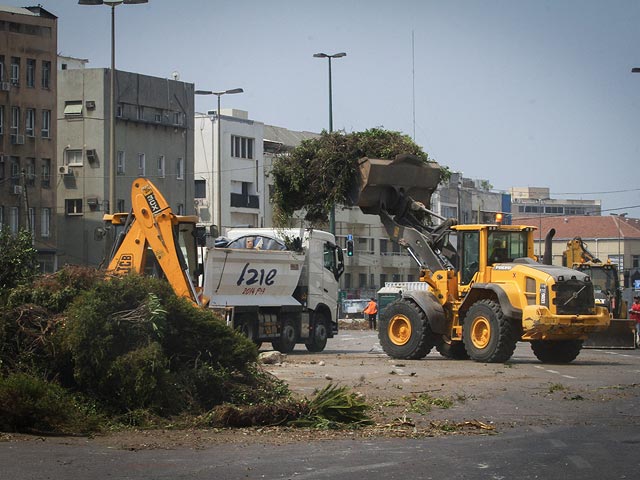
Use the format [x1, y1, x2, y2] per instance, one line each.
[364, 298, 378, 330]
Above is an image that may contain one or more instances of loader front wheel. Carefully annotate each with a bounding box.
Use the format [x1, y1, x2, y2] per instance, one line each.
[463, 299, 518, 363]
[530, 339, 583, 364]
[379, 300, 435, 360]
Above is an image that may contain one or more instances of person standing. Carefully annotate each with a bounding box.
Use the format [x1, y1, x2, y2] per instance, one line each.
[629, 295, 640, 347]
[364, 298, 378, 330]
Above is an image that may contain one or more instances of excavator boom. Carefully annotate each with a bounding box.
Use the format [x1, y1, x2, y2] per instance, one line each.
[104, 178, 207, 306]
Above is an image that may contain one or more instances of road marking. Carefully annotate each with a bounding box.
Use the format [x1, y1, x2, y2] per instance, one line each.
[533, 365, 577, 380]
[280, 461, 398, 479]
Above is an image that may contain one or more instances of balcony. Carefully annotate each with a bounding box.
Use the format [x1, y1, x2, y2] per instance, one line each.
[230, 193, 259, 209]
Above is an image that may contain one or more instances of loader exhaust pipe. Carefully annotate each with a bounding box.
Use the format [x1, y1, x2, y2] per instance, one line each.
[542, 228, 556, 265]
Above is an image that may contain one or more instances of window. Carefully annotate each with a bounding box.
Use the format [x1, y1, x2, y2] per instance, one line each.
[0, 55, 4, 81]
[138, 153, 145, 176]
[26, 59, 35, 87]
[25, 108, 35, 136]
[195, 179, 206, 198]
[231, 135, 254, 159]
[65, 149, 83, 166]
[26, 158, 35, 185]
[41, 60, 50, 89]
[10, 57, 19, 85]
[65, 199, 83, 215]
[157, 155, 165, 177]
[63, 101, 83, 117]
[173, 111, 183, 125]
[176, 203, 185, 215]
[41, 110, 50, 138]
[0, 105, 4, 134]
[28, 208, 35, 234]
[9, 207, 19, 233]
[359, 273, 367, 289]
[460, 230, 480, 285]
[632, 255, 640, 269]
[41, 208, 51, 238]
[117, 151, 125, 174]
[41, 159, 51, 188]
[11, 106, 19, 134]
[116, 199, 125, 213]
[176, 157, 184, 180]
[116, 104, 124, 118]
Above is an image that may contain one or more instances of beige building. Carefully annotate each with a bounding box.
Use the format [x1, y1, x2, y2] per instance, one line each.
[57, 67, 195, 267]
[0, 5, 57, 271]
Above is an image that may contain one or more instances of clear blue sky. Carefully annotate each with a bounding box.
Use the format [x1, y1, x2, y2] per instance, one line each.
[6, 0, 640, 215]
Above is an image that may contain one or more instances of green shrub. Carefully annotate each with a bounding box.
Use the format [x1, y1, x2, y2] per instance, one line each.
[0, 372, 102, 434]
[7, 265, 102, 314]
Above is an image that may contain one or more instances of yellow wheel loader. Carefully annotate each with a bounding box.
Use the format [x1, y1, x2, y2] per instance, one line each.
[350, 155, 610, 363]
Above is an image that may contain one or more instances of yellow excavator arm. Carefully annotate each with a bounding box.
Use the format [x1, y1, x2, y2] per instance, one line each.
[104, 178, 207, 307]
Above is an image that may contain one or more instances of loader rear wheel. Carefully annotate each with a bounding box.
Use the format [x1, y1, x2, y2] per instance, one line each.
[530, 339, 583, 364]
[272, 319, 297, 354]
[462, 299, 518, 363]
[378, 299, 435, 360]
[305, 315, 328, 352]
[436, 337, 470, 360]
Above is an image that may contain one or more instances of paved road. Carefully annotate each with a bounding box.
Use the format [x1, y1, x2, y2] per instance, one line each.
[2, 331, 639, 479]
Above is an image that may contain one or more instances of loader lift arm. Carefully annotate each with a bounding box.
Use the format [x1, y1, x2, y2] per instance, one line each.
[104, 178, 208, 307]
[351, 155, 456, 272]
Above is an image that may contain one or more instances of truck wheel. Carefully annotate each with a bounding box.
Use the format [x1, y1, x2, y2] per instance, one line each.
[305, 316, 328, 353]
[530, 339, 583, 364]
[272, 319, 297, 354]
[238, 322, 262, 349]
[378, 299, 435, 360]
[436, 337, 469, 360]
[462, 299, 518, 363]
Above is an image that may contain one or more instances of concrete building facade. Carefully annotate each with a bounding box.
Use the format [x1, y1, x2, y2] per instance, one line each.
[0, 5, 57, 272]
[57, 67, 194, 267]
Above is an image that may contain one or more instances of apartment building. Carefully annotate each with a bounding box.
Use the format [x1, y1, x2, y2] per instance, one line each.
[194, 109, 265, 232]
[57, 67, 194, 266]
[0, 5, 57, 272]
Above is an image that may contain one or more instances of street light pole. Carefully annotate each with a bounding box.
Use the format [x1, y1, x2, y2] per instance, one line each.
[194, 88, 244, 234]
[313, 52, 346, 235]
[78, 0, 148, 213]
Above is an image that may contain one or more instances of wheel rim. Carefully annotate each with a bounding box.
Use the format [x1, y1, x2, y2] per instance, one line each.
[388, 315, 412, 346]
[471, 316, 491, 349]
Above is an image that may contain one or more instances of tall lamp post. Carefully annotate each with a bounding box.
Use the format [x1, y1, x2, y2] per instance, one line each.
[79, 0, 148, 213]
[194, 88, 244, 233]
[313, 51, 346, 235]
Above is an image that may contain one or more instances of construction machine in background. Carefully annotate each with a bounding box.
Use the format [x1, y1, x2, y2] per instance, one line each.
[104, 178, 343, 353]
[562, 237, 635, 349]
[349, 155, 609, 363]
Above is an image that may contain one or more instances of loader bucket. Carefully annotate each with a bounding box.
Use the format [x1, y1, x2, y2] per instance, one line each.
[348, 155, 442, 215]
[583, 318, 636, 349]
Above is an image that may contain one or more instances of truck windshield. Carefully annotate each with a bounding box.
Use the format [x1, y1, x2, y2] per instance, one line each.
[487, 231, 529, 265]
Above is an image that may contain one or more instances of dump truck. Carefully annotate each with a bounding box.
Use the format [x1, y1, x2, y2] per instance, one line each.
[349, 155, 610, 363]
[104, 178, 344, 353]
[202, 228, 344, 353]
[563, 237, 635, 349]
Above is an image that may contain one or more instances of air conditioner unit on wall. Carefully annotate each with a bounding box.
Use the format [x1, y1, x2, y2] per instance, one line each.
[13, 185, 23, 195]
[86, 149, 97, 163]
[59, 165, 70, 175]
[0, 82, 10, 91]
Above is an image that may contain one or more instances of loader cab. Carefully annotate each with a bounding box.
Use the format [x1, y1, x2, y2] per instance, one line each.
[454, 225, 535, 286]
